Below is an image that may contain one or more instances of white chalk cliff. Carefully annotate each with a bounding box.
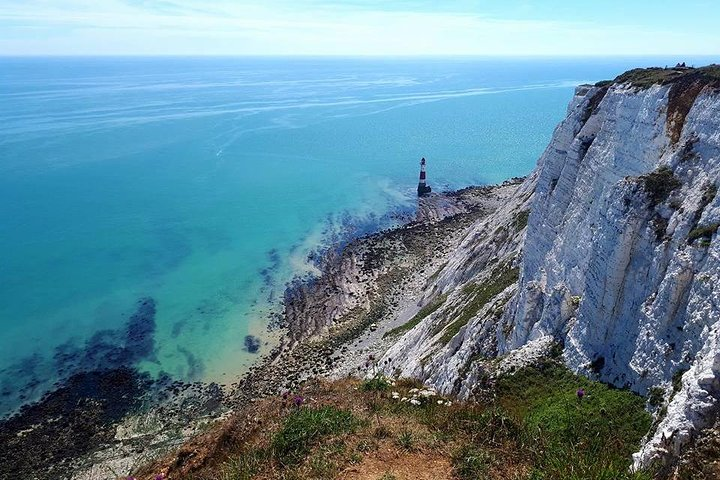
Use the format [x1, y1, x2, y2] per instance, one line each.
[380, 68, 720, 470]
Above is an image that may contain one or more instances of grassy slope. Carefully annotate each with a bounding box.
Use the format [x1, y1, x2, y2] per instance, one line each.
[135, 362, 652, 480]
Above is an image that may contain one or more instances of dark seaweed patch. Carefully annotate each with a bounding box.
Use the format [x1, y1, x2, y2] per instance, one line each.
[244, 334, 261, 354]
[177, 346, 205, 379]
[1, 297, 158, 419]
[171, 319, 187, 338]
[126, 297, 157, 361]
[0, 367, 153, 480]
[262, 248, 282, 282]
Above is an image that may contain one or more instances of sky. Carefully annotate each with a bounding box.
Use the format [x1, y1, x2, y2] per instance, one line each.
[1, 0, 719, 56]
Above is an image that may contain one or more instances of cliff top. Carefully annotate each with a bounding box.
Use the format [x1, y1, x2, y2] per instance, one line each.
[585, 64, 720, 144]
[594, 64, 720, 89]
[134, 364, 653, 480]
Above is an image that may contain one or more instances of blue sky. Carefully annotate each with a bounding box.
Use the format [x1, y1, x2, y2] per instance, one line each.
[1, 0, 719, 56]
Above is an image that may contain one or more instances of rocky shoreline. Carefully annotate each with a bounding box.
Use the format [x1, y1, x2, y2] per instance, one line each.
[132, 180, 525, 478]
[237, 179, 525, 402]
[0, 181, 523, 479]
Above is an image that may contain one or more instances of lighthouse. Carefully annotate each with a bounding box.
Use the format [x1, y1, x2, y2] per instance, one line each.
[417, 157, 432, 197]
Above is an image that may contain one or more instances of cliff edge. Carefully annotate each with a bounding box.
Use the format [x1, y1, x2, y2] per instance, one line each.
[378, 65, 720, 472]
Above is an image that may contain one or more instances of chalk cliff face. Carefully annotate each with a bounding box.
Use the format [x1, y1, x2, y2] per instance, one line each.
[380, 69, 720, 469]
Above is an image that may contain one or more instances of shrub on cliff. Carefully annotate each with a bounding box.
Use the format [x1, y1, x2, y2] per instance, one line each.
[513, 210, 530, 231]
[641, 166, 681, 206]
[688, 223, 719, 244]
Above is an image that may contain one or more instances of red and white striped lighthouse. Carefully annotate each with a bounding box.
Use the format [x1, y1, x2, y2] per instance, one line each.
[417, 157, 432, 197]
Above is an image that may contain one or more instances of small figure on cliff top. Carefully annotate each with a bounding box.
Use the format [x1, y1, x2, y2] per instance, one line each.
[417, 157, 432, 197]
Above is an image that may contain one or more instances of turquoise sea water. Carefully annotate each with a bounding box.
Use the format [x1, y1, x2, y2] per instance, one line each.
[1, 56, 713, 416]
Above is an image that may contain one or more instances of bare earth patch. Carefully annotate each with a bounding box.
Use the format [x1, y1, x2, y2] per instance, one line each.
[340, 450, 452, 480]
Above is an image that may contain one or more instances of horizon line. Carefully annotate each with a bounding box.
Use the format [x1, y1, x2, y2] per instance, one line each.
[2, 53, 718, 59]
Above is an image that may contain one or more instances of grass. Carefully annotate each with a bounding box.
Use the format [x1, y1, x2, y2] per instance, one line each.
[397, 430, 415, 450]
[383, 294, 447, 339]
[452, 445, 492, 479]
[496, 361, 652, 480]
[439, 261, 519, 345]
[614, 65, 720, 88]
[391, 361, 652, 479]
[144, 365, 655, 480]
[271, 406, 360, 466]
[641, 166, 681, 206]
[221, 451, 266, 480]
[360, 375, 392, 392]
[615, 68, 683, 88]
[308, 450, 339, 479]
[377, 474, 398, 480]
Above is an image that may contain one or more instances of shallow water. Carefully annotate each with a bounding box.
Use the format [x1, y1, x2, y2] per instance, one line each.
[1, 56, 713, 416]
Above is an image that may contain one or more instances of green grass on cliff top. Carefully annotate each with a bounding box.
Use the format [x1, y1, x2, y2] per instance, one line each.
[597, 64, 720, 89]
[157, 362, 652, 480]
[496, 361, 653, 480]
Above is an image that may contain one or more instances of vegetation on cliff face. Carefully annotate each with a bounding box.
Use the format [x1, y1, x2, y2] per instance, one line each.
[641, 166, 681, 206]
[688, 183, 719, 245]
[688, 223, 720, 244]
[134, 362, 651, 480]
[383, 294, 448, 339]
[513, 210, 530, 232]
[497, 362, 652, 479]
[438, 261, 519, 345]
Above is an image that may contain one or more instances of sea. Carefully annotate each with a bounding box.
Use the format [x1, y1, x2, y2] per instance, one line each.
[1, 56, 714, 417]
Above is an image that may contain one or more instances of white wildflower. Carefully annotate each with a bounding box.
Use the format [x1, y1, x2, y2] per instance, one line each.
[437, 400, 444, 405]
[409, 399, 421, 406]
[401, 397, 409, 402]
